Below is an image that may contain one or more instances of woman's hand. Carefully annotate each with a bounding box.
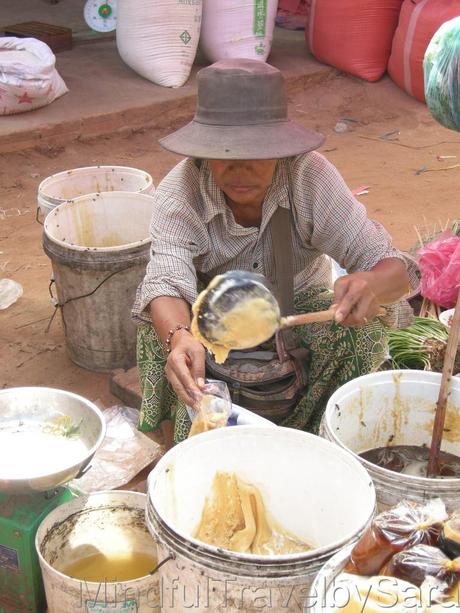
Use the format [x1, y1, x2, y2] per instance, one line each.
[165, 329, 206, 407]
[333, 272, 380, 326]
[333, 258, 410, 326]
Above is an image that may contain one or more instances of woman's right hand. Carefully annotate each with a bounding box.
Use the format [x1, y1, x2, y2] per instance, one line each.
[165, 330, 206, 407]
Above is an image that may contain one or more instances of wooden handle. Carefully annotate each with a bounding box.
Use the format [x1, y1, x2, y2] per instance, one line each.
[427, 292, 460, 477]
[280, 306, 387, 328]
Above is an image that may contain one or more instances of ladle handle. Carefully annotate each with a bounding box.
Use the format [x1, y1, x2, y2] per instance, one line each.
[280, 306, 387, 328]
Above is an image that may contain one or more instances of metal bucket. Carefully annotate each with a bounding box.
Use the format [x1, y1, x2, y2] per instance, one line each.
[36, 491, 159, 612]
[322, 370, 460, 511]
[37, 165, 154, 221]
[43, 191, 154, 371]
[146, 426, 376, 612]
[0, 386, 105, 494]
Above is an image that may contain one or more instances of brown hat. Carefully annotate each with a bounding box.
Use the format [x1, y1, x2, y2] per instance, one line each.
[159, 59, 325, 160]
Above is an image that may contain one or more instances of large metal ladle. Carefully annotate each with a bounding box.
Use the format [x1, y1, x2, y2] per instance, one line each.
[192, 270, 385, 353]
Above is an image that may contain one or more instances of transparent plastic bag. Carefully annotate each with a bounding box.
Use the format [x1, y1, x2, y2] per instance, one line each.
[187, 379, 232, 438]
[424, 16, 460, 132]
[418, 233, 460, 308]
[69, 405, 162, 494]
[439, 510, 460, 559]
[0, 279, 23, 310]
[381, 544, 460, 589]
[346, 499, 448, 576]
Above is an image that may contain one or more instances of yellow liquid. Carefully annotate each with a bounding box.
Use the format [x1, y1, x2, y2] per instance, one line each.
[62, 551, 157, 582]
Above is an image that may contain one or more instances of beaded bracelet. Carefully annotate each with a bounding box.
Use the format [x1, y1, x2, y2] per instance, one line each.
[164, 324, 191, 354]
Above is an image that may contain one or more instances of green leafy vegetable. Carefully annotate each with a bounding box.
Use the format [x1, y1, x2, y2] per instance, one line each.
[43, 415, 83, 438]
[388, 316, 450, 371]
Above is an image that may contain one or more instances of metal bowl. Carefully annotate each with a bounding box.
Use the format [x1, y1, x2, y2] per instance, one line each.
[0, 387, 106, 494]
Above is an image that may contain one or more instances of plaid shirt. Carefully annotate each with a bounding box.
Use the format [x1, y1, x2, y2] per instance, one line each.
[133, 153, 414, 326]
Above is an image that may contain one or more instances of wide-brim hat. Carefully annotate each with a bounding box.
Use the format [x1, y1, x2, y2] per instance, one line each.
[159, 59, 325, 160]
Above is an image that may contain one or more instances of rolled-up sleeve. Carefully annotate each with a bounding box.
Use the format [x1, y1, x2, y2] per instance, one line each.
[294, 153, 417, 328]
[305, 155, 403, 272]
[132, 191, 208, 324]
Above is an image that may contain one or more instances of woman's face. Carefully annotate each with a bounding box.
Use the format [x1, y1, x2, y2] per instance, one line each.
[208, 159, 277, 208]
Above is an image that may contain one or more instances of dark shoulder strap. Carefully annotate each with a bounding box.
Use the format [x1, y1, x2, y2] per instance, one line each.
[270, 205, 294, 317]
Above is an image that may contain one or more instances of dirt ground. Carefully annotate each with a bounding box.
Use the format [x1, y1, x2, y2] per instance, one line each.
[1, 73, 459, 409]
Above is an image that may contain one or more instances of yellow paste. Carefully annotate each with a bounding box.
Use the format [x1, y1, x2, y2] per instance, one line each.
[330, 575, 422, 613]
[194, 472, 311, 555]
[188, 394, 228, 438]
[191, 276, 279, 364]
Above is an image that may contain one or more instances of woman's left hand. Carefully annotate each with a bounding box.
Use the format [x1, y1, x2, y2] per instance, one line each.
[333, 272, 380, 326]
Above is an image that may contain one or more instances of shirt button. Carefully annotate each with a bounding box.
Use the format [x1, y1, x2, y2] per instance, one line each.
[253, 262, 259, 269]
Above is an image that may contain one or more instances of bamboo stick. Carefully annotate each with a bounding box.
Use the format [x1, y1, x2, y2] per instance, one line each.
[427, 291, 460, 477]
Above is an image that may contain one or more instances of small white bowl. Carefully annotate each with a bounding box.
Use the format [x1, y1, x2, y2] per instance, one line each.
[439, 308, 455, 327]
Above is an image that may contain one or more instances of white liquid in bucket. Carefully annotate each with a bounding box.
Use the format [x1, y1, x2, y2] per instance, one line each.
[0, 419, 88, 479]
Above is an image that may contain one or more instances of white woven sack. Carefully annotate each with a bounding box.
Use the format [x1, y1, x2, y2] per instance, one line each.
[0, 37, 68, 116]
[116, 0, 202, 88]
[200, 0, 278, 62]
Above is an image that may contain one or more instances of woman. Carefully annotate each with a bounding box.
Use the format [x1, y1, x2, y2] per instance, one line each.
[132, 59, 415, 444]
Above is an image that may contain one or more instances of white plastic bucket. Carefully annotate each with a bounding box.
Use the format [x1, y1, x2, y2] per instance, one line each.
[309, 543, 460, 613]
[322, 370, 460, 511]
[36, 491, 159, 612]
[43, 191, 154, 371]
[146, 426, 376, 612]
[308, 544, 356, 613]
[37, 165, 154, 220]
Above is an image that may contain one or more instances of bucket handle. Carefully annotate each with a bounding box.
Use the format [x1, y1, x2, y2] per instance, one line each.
[149, 553, 175, 576]
[36, 207, 44, 225]
[45, 270, 121, 333]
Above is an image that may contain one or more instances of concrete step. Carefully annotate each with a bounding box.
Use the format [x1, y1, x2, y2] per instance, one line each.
[110, 366, 142, 410]
[0, 29, 337, 153]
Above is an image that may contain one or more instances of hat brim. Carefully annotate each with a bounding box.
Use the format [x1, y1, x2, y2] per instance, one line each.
[159, 120, 325, 160]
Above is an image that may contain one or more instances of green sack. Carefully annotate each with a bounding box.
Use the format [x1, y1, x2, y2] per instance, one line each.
[424, 16, 460, 132]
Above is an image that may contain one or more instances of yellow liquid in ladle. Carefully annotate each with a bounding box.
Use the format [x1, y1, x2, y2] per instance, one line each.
[62, 551, 157, 582]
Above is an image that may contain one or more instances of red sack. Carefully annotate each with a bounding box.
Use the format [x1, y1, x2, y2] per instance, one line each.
[418, 234, 460, 308]
[388, 0, 460, 102]
[305, 0, 403, 82]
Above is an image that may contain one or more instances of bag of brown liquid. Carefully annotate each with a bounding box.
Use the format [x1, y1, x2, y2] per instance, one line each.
[381, 544, 460, 591]
[346, 499, 447, 576]
[439, 510, 460, 560]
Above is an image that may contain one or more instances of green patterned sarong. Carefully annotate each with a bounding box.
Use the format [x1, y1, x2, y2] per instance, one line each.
[137, 288, 387, 443]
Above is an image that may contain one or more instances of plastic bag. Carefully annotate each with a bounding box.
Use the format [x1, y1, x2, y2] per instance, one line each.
[420, 574, 460, 607]
[346, 499, 447, 576]
[387, 0, 460, 102]
[439, 510, 460, 559]
[381, 544, 460, 589]
[187, 379, 232, 437]
[69, 405, 162, 494]
[418, 234, 460, 308]
[0, 279, 23, 310]
[0, 37, 68, 115]
[424, 17, 460, 132]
